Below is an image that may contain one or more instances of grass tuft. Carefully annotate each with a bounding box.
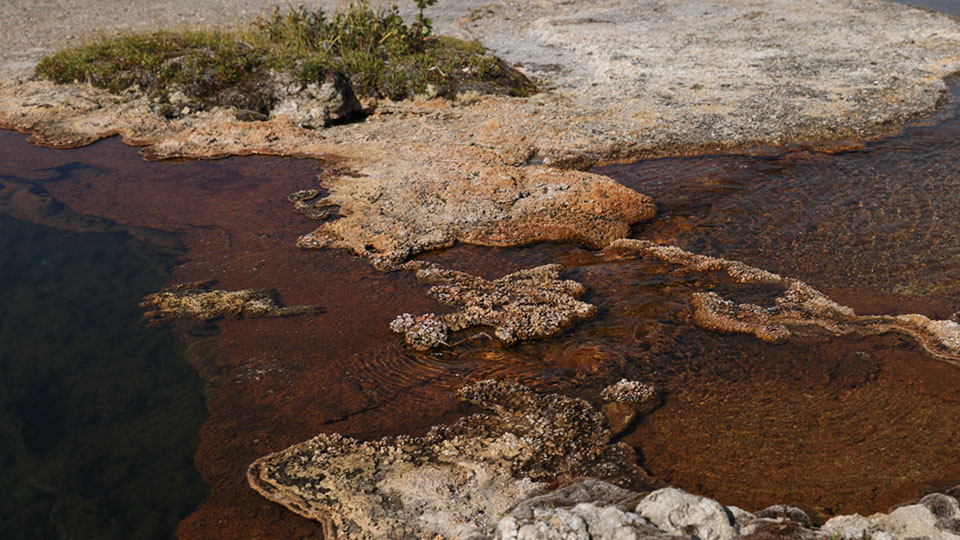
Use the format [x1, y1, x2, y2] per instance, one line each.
[34, 1, 535, 114]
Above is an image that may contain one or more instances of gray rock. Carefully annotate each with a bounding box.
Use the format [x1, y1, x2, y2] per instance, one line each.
[635, 488, 737, 540]
[495, 479, 666, 540]
[821, 493, 960, 540]
[755, 505, 813, 529]
[271, 70, 361, 128]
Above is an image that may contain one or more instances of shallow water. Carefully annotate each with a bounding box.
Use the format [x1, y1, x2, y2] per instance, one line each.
[4, 64, 960, 539]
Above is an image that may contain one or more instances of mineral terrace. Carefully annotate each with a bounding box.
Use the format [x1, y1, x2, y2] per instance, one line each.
[5, 0, 960, 539]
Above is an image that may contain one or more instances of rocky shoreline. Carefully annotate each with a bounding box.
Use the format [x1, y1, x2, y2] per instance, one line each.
[4, 0, 960, 539]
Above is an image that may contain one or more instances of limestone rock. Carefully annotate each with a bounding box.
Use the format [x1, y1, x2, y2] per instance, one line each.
[495, 479, 668, 540]
[139, 281, 315, 325]
[248, 380, 641, 540]
[822, 493, 960, 540]
[270, 70, 361, 128]
[389, 262, 597, 350]
[634, 487, 737, 540]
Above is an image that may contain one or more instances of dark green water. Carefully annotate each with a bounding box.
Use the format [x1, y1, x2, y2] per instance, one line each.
[0, 212, 207, 539]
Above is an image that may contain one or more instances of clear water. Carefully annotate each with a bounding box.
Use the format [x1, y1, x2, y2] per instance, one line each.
[0, 206, 206, 537]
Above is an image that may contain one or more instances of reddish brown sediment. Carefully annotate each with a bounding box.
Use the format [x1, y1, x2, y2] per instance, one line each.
[0, 132, 545, 539]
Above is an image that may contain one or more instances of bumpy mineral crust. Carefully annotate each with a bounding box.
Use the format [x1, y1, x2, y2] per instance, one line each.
[246, 380, 645, 540]
[139, 281, 316, 325]
[602, 239, 960, 365]
[390, 261, 597, 349]
[296, 153, 656, 268]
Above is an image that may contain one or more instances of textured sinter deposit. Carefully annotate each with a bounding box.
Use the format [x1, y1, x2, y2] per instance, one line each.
[247, 380, 646, 540]
[6, 1, 960, 162]
[3, 1, 960, 266]
[602, 239, 960, 365]
[139, 281, 316, 325]
[390, 261, 597, 349]
[296, 150, 655, 268]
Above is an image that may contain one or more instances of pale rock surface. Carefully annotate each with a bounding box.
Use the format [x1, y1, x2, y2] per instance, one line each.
[634, 488, 737, 540]
[822, 493, 960, 540]
[247, 381, 645, 540]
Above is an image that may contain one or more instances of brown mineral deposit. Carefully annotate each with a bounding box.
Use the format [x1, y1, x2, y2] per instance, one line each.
[390, 261, 597, 349]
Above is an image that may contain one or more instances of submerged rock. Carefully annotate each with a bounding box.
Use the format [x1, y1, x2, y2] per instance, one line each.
[602, 239, 960, 366]
[247, 380, 646, 540]
[139, 281, 316, 325]
[390, 261, 597, 350]
[600, 380, 660, 437]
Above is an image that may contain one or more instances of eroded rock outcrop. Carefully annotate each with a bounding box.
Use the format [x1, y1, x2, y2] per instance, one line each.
[247, 380, 646, 540]
[494, 479, 665, 540]
[495, 484, 960, 540]
[296, 156, 655, 269]
[602, 239, 960, 365]
[390, 261, 597, 350]
[139, 281, 316, 325]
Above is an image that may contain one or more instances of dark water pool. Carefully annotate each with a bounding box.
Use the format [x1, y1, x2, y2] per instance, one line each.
[0, 207, 206, 537]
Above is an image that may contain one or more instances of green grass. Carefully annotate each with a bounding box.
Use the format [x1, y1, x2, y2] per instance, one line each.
[34, 1, 535, 115]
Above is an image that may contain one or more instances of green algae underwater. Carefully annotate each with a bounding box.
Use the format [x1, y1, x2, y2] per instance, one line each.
[0, 208, 207, 539]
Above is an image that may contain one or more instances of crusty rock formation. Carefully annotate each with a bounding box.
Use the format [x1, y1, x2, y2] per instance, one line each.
[602, 239, 960, 366]
[390, 261, 597, 349]
[269, 70, 362, 128]
[600, 379, 661, 437]
[494, 483, 960, 540]
[139, 281, 316, 325]
[296, 155, 656, 269]
[247, 380, 646, 540]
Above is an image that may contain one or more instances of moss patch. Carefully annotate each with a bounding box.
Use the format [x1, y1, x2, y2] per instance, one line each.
[34, 2, 534, 115]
